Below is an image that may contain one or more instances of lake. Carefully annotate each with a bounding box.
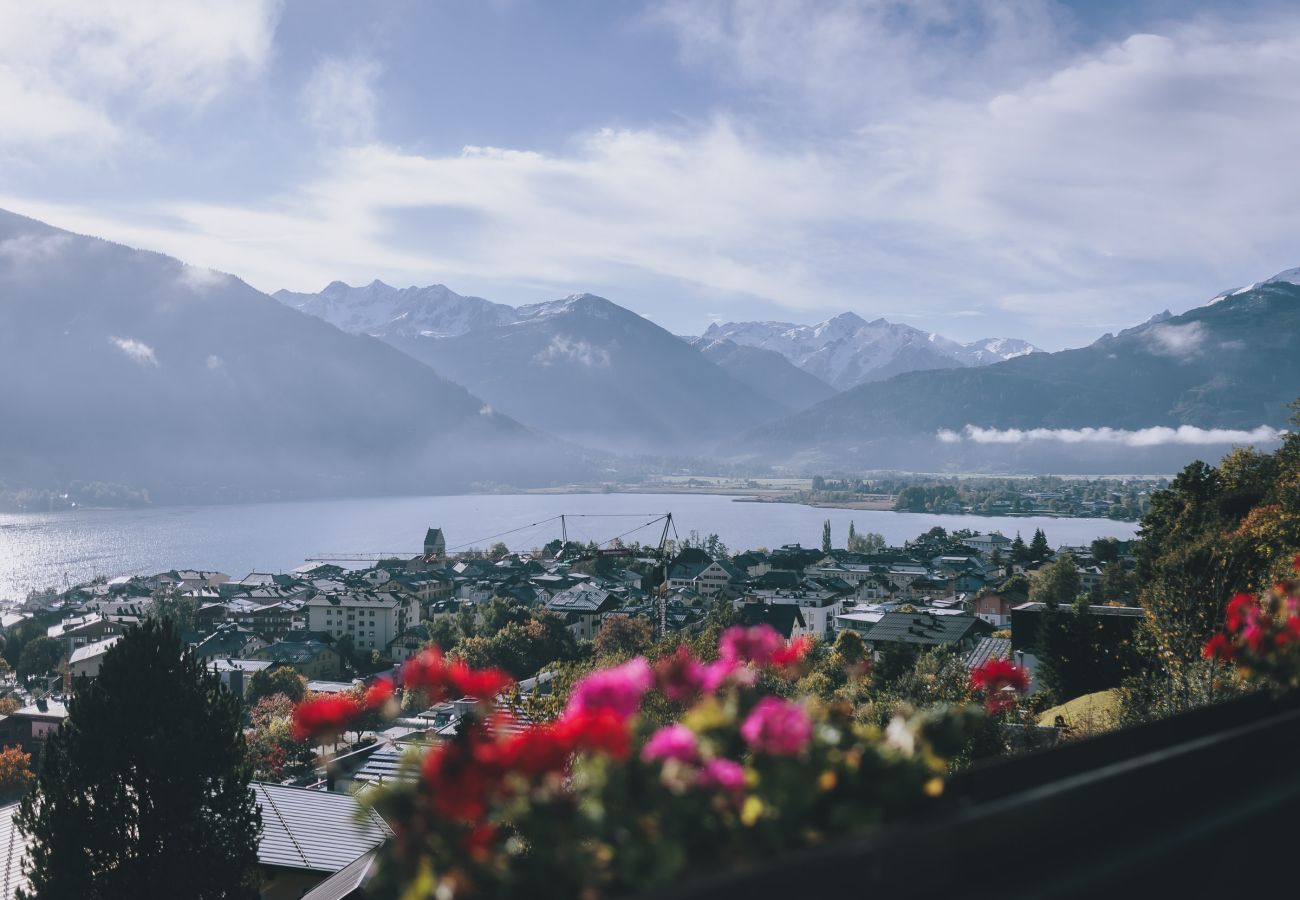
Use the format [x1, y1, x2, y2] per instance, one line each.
[0, 493, 1141, 600]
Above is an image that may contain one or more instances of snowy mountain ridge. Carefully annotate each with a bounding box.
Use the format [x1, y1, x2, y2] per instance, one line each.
[700, 314, 1039, 390]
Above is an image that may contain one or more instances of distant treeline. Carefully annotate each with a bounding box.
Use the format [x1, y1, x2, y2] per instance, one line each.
[0, 480, 152, 512]
[808, 474, 1161, 520]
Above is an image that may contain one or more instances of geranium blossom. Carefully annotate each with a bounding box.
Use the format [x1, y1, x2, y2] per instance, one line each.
[641, 724, 699, 764]
[969, 658, 1030, 713]
[291, 694, 362, 741]
[740, 697, 812, 756]
[696, 758, 745, 792]
[719, 625, 784, 666]
[566, 657, 653, 721]
[655, 645, 707, 701]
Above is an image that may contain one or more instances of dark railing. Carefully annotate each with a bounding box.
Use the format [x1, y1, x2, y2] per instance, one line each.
[655, 691, 1300, 899]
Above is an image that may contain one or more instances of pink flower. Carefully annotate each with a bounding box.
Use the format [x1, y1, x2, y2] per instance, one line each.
[641, 724, 699, 764]
[655, 646, 707, 702]
[719, 625, 784, 666]
[740, 697, 812, 756]
[566, 657, 653, 721]
[696, 758, 746, 792]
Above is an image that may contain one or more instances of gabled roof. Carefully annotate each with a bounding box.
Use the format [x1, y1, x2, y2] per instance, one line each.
[546, 585, 618, 614]
[252, 782, 391, 873]
[965, 637, 1012, 669]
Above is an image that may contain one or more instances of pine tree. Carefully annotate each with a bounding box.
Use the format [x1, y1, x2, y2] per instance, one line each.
[1010, 532, 1029, 565]
[1029, 528, 1051, 562]
[821, 520, 832, 553]
[17, 618, 261, 899]
[848, 521, 857, 546]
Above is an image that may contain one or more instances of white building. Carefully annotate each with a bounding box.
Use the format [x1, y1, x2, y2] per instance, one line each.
[305, 591, 420, 654]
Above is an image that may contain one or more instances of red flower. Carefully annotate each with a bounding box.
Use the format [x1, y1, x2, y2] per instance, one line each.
[555, 708, 632, 760]
[460, 824, 498, 861]
[292, 695, 362, 741]
[970, 658, 1030, 713]
[1203, 632, 1234, 661]
[771, 636, 812, 674]
[403, 649, 514, 703]
[422, 740, 501, 821]
[655, 645, 707, 702]
[364, 678, 395, 710]
[1225, 593, 1255, 633]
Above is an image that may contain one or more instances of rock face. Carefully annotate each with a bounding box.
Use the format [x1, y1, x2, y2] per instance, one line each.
[0, 209, 579, 498]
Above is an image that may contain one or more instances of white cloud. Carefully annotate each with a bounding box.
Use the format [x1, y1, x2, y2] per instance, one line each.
[937, 424, 1285, 446]
[0, 233, 71, 263]
[301, 57, 382, 144]
[0, 0, 281, 152]
[534, 336, 612, 369]
[111, 337, 159, 367]
[1147, 322, 1206, 357]
[7, 7, 1300, 347]
[178, 265, 230, 292]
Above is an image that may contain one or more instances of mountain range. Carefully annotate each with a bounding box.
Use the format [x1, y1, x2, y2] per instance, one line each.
[0, 210, 581, 499]
[700, 314, 1039, 390]
[734, 279, 1300, 472]
[3, 205, 1296, 496]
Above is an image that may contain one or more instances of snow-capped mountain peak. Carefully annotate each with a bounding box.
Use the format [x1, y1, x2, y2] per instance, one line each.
[274, 281, 515, 339]
[701, 314, 1039, 390]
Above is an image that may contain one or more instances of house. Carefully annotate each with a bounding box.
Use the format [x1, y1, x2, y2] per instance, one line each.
[959, 532, 1013, 557]
[386, 624, 431, 663]
[737, 604, 806, 640]
[667, 552, 744, 598]
[252, 641, 344, 680]
[740, 586, 843, 638]
[305, 591, 420, 655]
[208, 658, 279, 696]
[68, 635, 121, 680]
[972, 590, 1028, 627]
[254, 782, 391, 900]
[857, 611, 994, 654]
[545, 585, 621, 640]
[47, 613, 123, 651]
[0, 698, 69, 762]
[193, 623, 269, 662]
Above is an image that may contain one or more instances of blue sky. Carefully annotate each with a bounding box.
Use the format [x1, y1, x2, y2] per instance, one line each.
[2, 0, 1299, 349]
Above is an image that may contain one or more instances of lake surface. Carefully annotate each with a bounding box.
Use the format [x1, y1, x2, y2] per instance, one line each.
[0, 493, 1140, 600]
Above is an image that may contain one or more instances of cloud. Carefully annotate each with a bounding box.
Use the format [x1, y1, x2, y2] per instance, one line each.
[8, 6, 1300, 348]
[178, 265, 230, 291]
[0, 0, 281, 152]
[937, 424, 1285, 446]
[0, 233, 71, 263]
[111, 337, 159, 367]
[301, 57, 382, 144]
[1146, 322, 1206, 357]
[533, 336, 612, 368]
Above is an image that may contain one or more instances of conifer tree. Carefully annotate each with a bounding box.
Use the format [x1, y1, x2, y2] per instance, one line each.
[17, 617, 261, 899]
[822, 520, 832, 553]
[1029, 528, 1052, 562]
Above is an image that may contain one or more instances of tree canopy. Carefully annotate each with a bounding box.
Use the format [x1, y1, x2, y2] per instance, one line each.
[17, 618, 261, 899]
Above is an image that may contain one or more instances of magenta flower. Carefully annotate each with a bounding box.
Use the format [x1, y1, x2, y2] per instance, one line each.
[740, 697, 812, 756]
[696, 758, 746, 792]
[719, 625, 784, 666]
[567, 657, 653, 721]
[641, 724, 700, 764]
[655, 646, 707, 701]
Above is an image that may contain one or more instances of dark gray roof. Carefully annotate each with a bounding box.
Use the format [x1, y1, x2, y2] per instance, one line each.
[253, 783, 391, 873]
[352, 744, 417, 786]
[965, 636, 1012, 669]
[863, 611, 992, 647]
[301, 850, 379, 900]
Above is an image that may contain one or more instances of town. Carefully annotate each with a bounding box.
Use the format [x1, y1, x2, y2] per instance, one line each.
[0, 517, 1143, 897]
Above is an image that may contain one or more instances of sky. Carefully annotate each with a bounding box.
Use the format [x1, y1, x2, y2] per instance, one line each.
[2, 0, 1299, 350]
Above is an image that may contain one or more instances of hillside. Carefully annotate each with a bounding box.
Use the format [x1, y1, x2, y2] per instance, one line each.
[689, 337, 837, 412]
[0, 210, 581, 499]
[735, 282, 1300, 472]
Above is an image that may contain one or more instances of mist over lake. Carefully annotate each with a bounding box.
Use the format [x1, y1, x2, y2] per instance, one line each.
[0, 492, 1139, 600]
